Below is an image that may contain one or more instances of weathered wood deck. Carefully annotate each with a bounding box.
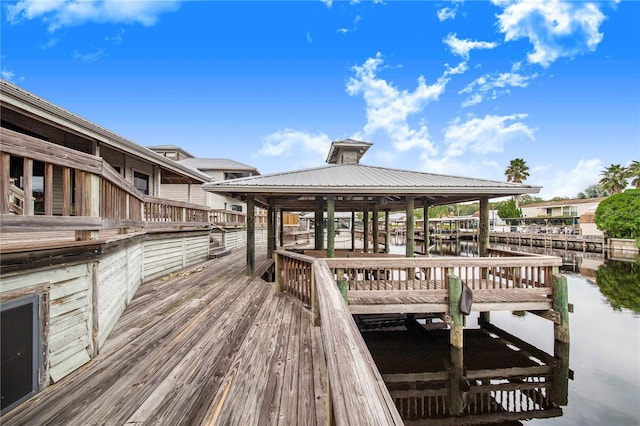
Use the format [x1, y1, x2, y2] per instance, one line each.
[1, 248, 328, 425]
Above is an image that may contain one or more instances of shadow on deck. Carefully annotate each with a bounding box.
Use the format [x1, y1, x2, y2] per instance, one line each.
[1, 248, 328, 425]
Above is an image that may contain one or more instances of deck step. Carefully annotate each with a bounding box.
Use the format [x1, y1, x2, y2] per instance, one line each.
[209, 246, 232, 259]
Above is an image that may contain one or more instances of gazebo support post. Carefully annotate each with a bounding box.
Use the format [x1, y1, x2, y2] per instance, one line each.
[372, 203, 379, 254]
[246, 195, 255, 276]
[479, 196, 489, 257]
[384, 210, 390, 254]
[479, 196, 490, 323]
[423, 199, 429, 257]
[267, 199, 274, 259]
[327, 196, 335, 258]
[351, 210, 356, 252]
[406, 197, 415, 258]
[315, 196, 324, 250]
[363, 208, 369, 253]
[278, 208, 284, 248]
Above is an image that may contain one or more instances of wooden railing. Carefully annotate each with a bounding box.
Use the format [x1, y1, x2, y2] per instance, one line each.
[209, 209, 246, 226]
[0, 127, 209, 237]
[274, 250, 404, 425]
[322, 255, 558, 292]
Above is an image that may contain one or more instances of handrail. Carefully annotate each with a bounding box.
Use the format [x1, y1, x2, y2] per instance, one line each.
[274, 250, 403, 425]
[314, 259, 404, 425]
[0, 127, 210, 235]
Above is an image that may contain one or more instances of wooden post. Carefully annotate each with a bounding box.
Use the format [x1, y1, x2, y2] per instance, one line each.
[385, 210, 390, 254]
[551, 340, 570, 406]
[479, 197, 489, 257]
[62, 167, 71, 216]
[0, 152, 9, 214]
[423, 199, 429, 256]
[327, 196, 335, 258]
[449, 346, 465, 415]
[336, 267, 348, 304]
[315, 196, 324, 250]
[406, 197, 414, 258]
[372, 203, 379, 254]
[44, 162, 53, 215]
[363, 208, 369, 253]
[274, 252, 282, 293]
[311, 265, 320, 326]
[267, 200, 274, 258]
[23, 157, 33, 215]
[448, 273, 463, 348]
[553, 274, 570, 343]
[278, 209, 284, 248]
[351, 210, 356, 251]
[246, 195, 255, 276]
[75, 173, 100, 241]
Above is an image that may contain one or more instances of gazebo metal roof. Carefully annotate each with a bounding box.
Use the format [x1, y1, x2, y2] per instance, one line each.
[202, 162, 541, 211]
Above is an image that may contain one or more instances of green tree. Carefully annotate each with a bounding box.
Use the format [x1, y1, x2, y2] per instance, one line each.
[626, 160, 640, 188]
[496, 199, 522, 225]
[505, 158, 530, 209]
[595, 260, 640, 314]
[577, 184, 609, 199]
[519, 194, 544, 205]
[599, 164, 628, 194]
[594, 189, 640, 239]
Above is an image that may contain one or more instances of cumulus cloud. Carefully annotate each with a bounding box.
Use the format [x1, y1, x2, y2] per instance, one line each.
[460, 70, 538, 107]
[72, 49, 105, 63]
[1, 68, 16, 81]
[6, 0, 183, 32]
[493, 0, 606, 67]
[443, 33, 498, 59]
[437, 0, 464, 22]
[257, 128, 332, 166]
[345, 53, 449, 156]
[443, 114, 535, 159]
[535, 158, 603, 198]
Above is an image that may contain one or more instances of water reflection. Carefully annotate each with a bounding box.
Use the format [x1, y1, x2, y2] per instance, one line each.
[595, 260, 640, 314]
[360, 319, 570, 424]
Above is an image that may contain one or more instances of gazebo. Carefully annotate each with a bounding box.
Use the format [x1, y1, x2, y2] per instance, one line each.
[203, 140, 541, 275]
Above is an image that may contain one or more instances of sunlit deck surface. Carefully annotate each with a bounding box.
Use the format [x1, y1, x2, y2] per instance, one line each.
[1, 247, 328, 425]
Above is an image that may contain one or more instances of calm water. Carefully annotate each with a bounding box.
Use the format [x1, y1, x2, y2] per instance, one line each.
[363, 242, 640, 425]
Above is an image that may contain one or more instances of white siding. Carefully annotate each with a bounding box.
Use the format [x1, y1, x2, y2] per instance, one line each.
[143, 232, 209, 280]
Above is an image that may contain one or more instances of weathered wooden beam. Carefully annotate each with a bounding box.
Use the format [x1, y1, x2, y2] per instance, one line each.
[405, 197, 414, 258]
[372, 203, 379, 254]
[448, 273, 463, 348]
[315, 196, 324, 250]
[327, 196, 335, 258]
[363, 208, 369, 253]
[44, 162, 53, 215]
[385, 210, 390, 254]
[267, 200, 274, 258]
[246, 195, 255, 276]
[479, 196, 489, 257]
[23, 157, 34, 215]
[0, 151, 10, 214]
[553, 274, 570, 343]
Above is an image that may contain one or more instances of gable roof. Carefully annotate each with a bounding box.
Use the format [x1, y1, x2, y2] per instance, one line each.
[179, 158, 259, 174]
[203, 163, 541, 211]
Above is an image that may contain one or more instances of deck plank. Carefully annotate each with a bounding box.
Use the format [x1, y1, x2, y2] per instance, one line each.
[1, 247, 327, 426]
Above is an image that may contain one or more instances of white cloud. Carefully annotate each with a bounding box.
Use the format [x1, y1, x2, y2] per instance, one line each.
[6, 0, 183, 32]
[1, 68, 16, 81]
[437, 0, 464, 22]
[72, 49, 105, 63]
[443, 33, 498, 60]
[257, 129, 332, 166]
[345, 53, 448, 156]
[535, 158, 602, 198]
[460, 71, 538, 107]
[493, 0, 606, 67]
[443, 114, 535, 159]
[438, 7, 457, 22]
[321, 0, 333, 8]
[306, 32, 313, 44]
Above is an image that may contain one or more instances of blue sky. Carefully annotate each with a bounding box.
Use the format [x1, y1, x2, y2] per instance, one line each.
[1, 0, 638, 199]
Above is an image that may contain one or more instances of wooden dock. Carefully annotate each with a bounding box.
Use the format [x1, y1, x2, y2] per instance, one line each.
[1, 248, 329, 425]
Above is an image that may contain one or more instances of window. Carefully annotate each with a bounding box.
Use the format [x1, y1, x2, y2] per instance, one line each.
[546, 208, 553, 216]
[133, 171, 149, 195]
[562, 206, 577, 217]
[231, 204, 243, 212]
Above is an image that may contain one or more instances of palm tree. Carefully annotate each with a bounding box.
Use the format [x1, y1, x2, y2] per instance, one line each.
[626, 160, 640, 188]
[599, 164, 628, 194]
[505, 158, 530, 208]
